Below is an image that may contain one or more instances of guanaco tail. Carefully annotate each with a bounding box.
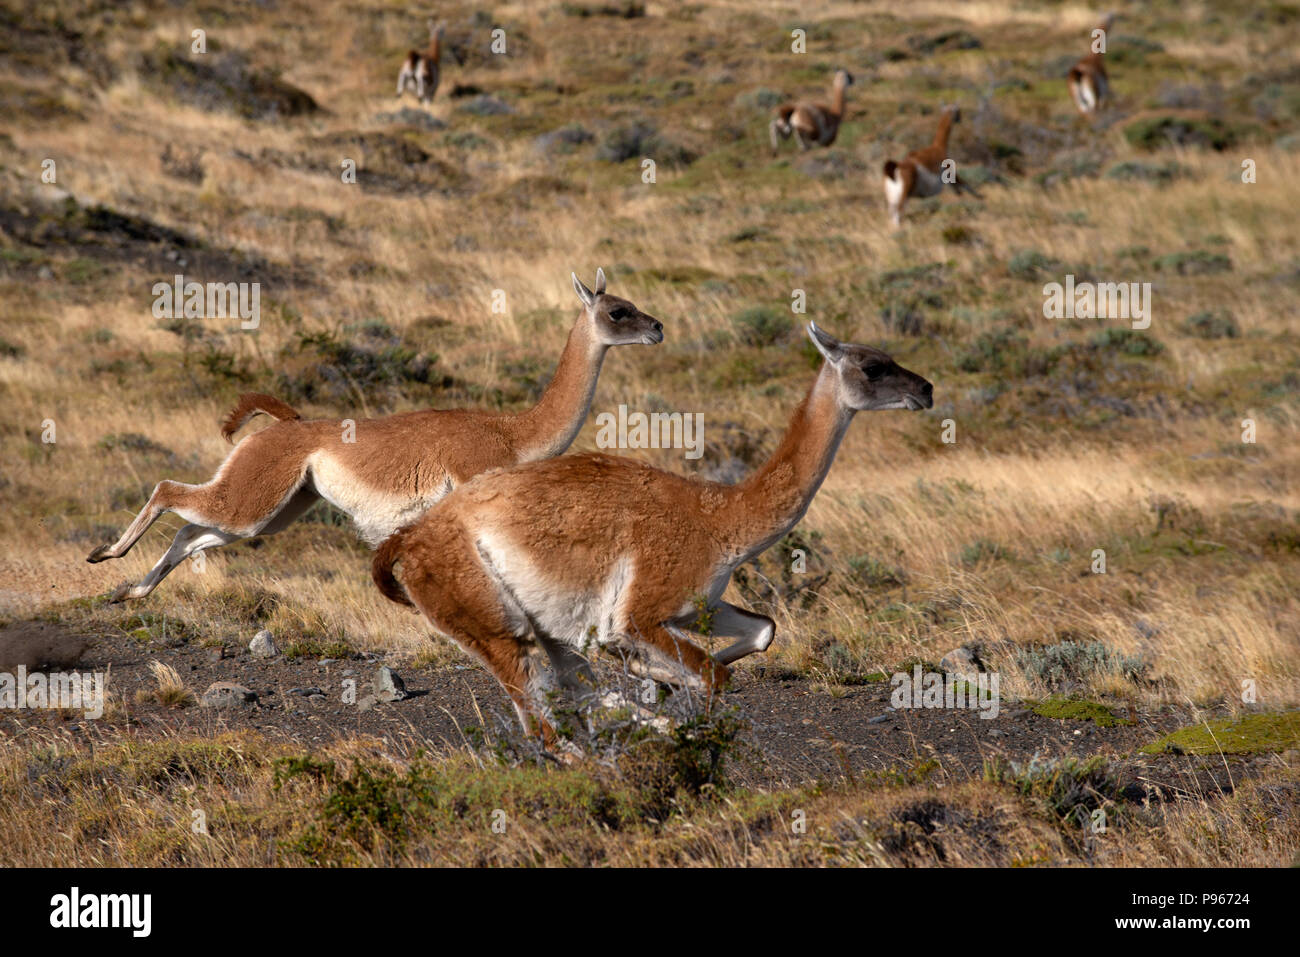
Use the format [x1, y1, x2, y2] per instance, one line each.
[87, 269, 664, 602]
[372, 323, 934, 755]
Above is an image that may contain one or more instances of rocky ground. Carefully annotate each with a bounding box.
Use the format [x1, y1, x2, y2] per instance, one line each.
[1, 619, 1282, 802]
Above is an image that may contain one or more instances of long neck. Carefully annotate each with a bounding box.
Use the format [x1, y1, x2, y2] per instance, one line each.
[510, 315, 607, 461]
[933, 112, 955, 152]
[427, 32, 441, 61]
[719, 366, 853, 559]
[830, 80, 848, 118]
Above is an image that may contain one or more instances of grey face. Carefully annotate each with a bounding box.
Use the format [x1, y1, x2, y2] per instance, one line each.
[572, 269, 664, 346]
[591, 292, 664, 346]
[808, 323, 934, 412]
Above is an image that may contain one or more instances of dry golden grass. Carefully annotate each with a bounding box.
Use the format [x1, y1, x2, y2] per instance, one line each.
[1, 0, 1297, 690]
[0, 726, 1294, 867]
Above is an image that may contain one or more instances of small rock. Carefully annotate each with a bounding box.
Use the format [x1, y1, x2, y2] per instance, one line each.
[867, 714, 891, 725]
[319, 658, 338, 666]
[249, 630, 278, 658]
[374, 666, 408, 702]
[206, 646, 226, 664]
[357, 693, 378, 713]
[940, 646, 985, 684]
[200, 682, 257, 709]
[287, 687, 324, 697]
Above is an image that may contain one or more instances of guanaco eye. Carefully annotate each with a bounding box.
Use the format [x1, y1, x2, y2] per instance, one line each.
[608, 307, 629, 321]
[864, 363, 887, 381]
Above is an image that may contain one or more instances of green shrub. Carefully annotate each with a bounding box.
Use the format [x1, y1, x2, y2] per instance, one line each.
[1017, 639, 1147, 688]
[1089, 328, 1164, 356]
[1007, 249, 1062, 281]
[1105, 161, 1188, 183]
[958, 540, 1012, 566]
[985, 755, 1121, 829]
[1124, 114, 1236, 151]
[1182, 309, 1239, 338]
[731, 305, 791, 346]
[1153, 250, 1232, 275]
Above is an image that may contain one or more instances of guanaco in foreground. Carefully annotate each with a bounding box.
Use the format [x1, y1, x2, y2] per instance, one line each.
[373, 323, 934, 754]
[88, 270, 663, 602]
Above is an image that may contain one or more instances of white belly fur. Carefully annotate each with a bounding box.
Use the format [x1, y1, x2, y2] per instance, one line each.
[308, 452, 451, 545]
[475, 532, 635, 651]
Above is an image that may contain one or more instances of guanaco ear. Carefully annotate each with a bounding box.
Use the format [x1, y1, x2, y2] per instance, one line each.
[594, 267, 607, 296]
[807, 322, 844, 364]
[572, 272, 595, 307]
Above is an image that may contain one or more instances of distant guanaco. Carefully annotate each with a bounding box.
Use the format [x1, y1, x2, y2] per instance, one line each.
[1068, 13, 1116, 115]
[372, 324, 934, 755]
[87, 270, 664, 602]
[770, 69, 855, 152]
[881, 105, 980, 228]
[397, 19, 445, 104]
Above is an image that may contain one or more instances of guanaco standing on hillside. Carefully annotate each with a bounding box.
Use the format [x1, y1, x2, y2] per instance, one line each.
[372, 324, 934, 754]
[397, 19, 445, 104]
[770, 69, 855, 152]
[881, 105, 980, 228]
[1067, 13, 1116, 115]
[87, 271, 664, 602]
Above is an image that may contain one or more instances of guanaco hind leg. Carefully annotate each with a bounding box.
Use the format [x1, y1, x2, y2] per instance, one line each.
[397, 525, 574, 752]
[618, 620, 732, 698]
[110, 524, 244, 602]
[89, 432, 320, 600]
[105, 485, 322, 603]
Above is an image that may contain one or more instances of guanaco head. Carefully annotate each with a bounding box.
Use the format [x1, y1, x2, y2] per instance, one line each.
[572, 268, 664, 347]
[807, 322, 933, 412]
[834, 69, 855, 89]
[943, 104, 962, 123]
